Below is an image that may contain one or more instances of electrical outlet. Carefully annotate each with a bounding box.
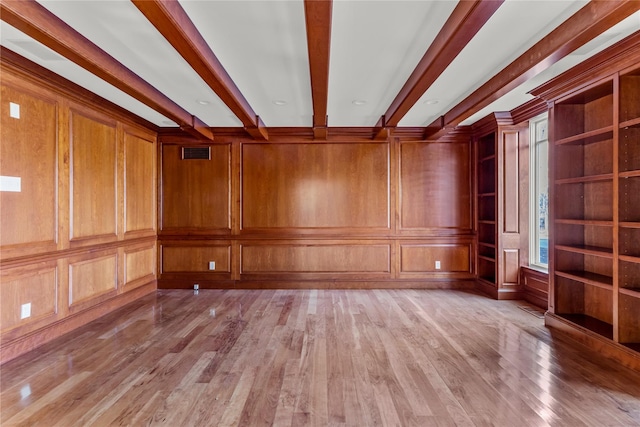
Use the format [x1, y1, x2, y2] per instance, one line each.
[194, 284, 199, 291]
[435, 260, 441, 270]
[10, 102, 20, 119]
[208, 261, 216, 270]
[20, 302, 31, 319]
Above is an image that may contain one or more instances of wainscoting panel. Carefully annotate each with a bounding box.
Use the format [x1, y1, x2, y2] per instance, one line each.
[0, 263, 58, 333]
[0, 82, 58, 256]
[241, 143, 389, 230]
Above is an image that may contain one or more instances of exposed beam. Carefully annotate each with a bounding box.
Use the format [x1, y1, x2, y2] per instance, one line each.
[426, 0, 640, 137]
[304, 0, 332, 139]
[378, 0, 504, 129]
[0, 0, 213, 140]
[132, 0, 268, 140]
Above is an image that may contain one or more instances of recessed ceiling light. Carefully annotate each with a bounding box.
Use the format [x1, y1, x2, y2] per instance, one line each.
[272, 100, 287, 106]
[423, 99, 439, 105]
[352, 100, 367, 106]
[196, 100, 210, 105]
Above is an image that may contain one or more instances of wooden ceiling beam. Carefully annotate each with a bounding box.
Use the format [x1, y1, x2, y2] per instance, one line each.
[132, 0, 267, 140]
[0, 0, 213, 140]
[304, 0, 332, 139]
[425, 0, 640, 137]
[377, 0, 504, 129]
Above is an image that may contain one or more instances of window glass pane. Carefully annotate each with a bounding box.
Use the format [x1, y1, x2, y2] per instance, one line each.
[531, 114, 548, 268]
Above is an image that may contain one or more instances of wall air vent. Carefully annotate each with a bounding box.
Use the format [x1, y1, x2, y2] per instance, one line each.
[182, 147, 211, 160]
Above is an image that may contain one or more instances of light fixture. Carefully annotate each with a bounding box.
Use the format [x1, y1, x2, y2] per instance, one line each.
[196, 100, 210, 105]
[272, 100, 287, 106]
[352, 100, 367, 106]
[423, 99, 439, 105]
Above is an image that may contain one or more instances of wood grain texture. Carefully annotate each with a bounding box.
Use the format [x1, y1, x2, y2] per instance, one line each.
[0, 82, 57, 250]
[241, 244, 390, 273]
[70, 111, 117, 242]
[0, 264, 57, 333]
[68, 252, 118, 307]
[400, 141, 471, 230]
[162, 245, 231, 273]
[132, 0, 266, 139]
[124, 245, 156, 287]
[124, 130, 156, 235]
[242, 143, 389, 229]
[161, 144, 231, 231]
[2, 289, 639, 425]
[0, 0, 212, 139]
[400, 244, 470, 273]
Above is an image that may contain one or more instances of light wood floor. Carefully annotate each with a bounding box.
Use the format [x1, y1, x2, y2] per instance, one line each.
[1, 289, 640, 426]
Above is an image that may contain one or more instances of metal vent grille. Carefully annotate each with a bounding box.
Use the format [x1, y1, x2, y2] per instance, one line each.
[182, 147, 211, 160]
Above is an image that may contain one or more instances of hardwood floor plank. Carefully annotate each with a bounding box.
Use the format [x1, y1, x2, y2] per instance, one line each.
[2, 289, 640, 426]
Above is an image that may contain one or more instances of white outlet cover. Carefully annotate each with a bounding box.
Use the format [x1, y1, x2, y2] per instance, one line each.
[10, 102, 20, 119]
[209, 261, 216, 270]
[435, 261, 441, 270]
[20, 302, 31, 319]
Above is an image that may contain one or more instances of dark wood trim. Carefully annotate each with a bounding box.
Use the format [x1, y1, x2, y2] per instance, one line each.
[510, 97, 548, 125]
[157, 279, 477, 290]
[0, 0, 212, 140]
[304, 0, 332, 138]
[378, 0, 504, 128]
[530, 30, 640, 101]
[131, 0, 266, 141]
[427, 0, 640, 137]
[0, 47, 157, 131]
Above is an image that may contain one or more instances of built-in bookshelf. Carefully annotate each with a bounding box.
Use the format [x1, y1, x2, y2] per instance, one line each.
[473, 114, 526, 299]
[532, 38, 640, 367]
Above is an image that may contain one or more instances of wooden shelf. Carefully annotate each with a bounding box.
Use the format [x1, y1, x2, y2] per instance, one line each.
[619, 222, 640, 229]
[478, 192, 495, 197]
[555, 270, 613, 289]
[478, 220, 496, 225]
[480, 154, 496, 162]
[555, 173, 613, 185]
[557, 313, 613, 340]
[555, 219, 613, 226]
[620, 254, 640, 264]
[555, 244, 613, 258]
[619, 170, 640, 179]
[478, 242, 495, 249]
[478, 255, 495, 263]
[620, 287, 640, 298]
[555, 126, 613, 146]
[620, 117, 640, 129]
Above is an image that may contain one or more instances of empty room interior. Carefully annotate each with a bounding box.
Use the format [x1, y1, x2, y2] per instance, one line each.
[1, 0, 640, 425]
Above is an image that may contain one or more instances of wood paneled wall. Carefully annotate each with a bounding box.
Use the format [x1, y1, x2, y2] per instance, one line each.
[159, 134, 475, 288]
[0, 59, 157, 363]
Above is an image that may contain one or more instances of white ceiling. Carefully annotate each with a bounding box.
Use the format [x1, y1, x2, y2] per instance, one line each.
[1, 0, 639, 130]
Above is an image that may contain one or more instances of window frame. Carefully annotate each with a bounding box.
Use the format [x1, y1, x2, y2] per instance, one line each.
[529, 113, 549, 270]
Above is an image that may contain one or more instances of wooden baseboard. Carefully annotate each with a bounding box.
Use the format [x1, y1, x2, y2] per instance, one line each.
[545, 312, 640, 373]
[0, 281, 156, 365]
[158, 279, 477, 290]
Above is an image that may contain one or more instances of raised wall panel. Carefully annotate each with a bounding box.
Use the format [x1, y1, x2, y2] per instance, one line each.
[69, 253, 117, 307]
[241, 244, 390, 273]
[242, 143, 389, 229]
[70, 112, 117, 241]
[0, 84, 57, 252]
[502, 249, 520, 284]
[162, 245, 231, 273]
[400, 244, 471, 273]
[125, 131, 156, 235]
[0, 265, 57, 332]
[400, 142, 471, 230]
[161, 144, 231, 230]
[502, 131, 520, 233]
[125, 245, 156, 288]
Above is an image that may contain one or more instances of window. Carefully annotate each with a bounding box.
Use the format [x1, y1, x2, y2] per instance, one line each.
[530, 114, 548, 268]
